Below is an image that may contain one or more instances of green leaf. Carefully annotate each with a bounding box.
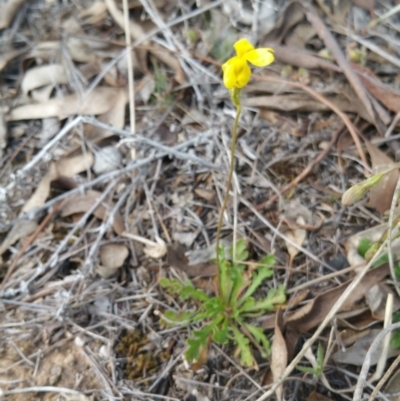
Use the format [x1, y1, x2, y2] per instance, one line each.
[163, 310, 193, 325]
[180, 286, 210, 302]
[228, 263, 246, 305]
[186, 318, 221, 362]
[159, 277, 186, 294]
[258, 254, 276, 269]
[219, 258, 232, 303]
[231, 239, 249, 262]
[244, 323, 270, 357]
[232, 324, 254, 367]
[240, 285, 286, 313]
[296, 344, 324, 377]
[391, 331, 400, 349]
[357, 238, 373, 258]
[213, 318, 229, 344]
[240, 266, 273, 302]
[159, 277, 210, 302]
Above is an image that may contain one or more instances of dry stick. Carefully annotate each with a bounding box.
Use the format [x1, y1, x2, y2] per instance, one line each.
[387, 176, 400, 298]
[354, 322, 400, 401]
[367, 354, 400, 401]
[215, 104, 241, 270]
[122, 0, 136, 159]
[254, 76, 368, 211]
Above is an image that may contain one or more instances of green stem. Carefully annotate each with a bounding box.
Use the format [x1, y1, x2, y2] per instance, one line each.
[216, 100, 242, 293]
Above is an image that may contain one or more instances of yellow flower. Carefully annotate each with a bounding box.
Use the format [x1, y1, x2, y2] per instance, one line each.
[222, 38, 274, 89]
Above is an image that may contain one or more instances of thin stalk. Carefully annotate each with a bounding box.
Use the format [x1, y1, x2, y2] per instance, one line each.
[216, 103, 242, 290]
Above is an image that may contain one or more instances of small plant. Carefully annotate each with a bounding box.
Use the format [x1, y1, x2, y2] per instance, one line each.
[160, 240, 286, 368]
[296, 343, 325, 379]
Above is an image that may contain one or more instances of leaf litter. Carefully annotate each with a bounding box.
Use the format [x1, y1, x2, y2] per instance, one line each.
[2, 1, 400, 400]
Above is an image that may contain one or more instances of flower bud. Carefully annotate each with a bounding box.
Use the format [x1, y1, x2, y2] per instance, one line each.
[341, 172, 385, 206]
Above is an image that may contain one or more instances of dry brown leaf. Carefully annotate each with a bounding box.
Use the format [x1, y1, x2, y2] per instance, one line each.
[21, 64, 69, 96]
[78, 1, 108, 24]
[97, 243, 129, 278]
[67, 37, 96, 63]
[56, 152, 94, 177]
[194, 188, 215, 201]
[9, 87, 121, 121]
[60, 190, 125, 235]
[0, 219, 38, 256]
[0, 0, 27, 30]
[98, 88, 127, 130]
[22, 163, 58, 213]
[271, 309, 287, 401]
[285, 216, 307, 264]
[353, 63, 400, 114]
[365, 140, 399, 214]
[166, 243, 217, 278]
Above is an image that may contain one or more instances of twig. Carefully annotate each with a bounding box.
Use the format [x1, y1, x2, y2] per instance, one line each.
[354, 322, 400, 401]
[122, 0, 136, 159]
[368, 354, 400, 401]
[20, 116, 82, 173]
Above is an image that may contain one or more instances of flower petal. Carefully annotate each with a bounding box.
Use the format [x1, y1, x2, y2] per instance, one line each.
[244, 48, 275, 67]
[222, 57, 251, 89]
[234, 38, 254, 58]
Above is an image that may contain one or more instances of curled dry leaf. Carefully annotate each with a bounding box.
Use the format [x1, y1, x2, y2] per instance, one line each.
[22, 163, 58, 213]
[365, 140, 399, 215]
[0, 219, 38, 256]
[9, 87, 121, 121]
[0, 0, 27, 30]
[56, 152, 94, 177]
[285, 218, 307, 264]
[21, 64, 69, 96]
[78, 1, 108, 25]
[271, 309, 287, 401]
[60, 190, 125, 235]
[97, 243, 129, 278]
